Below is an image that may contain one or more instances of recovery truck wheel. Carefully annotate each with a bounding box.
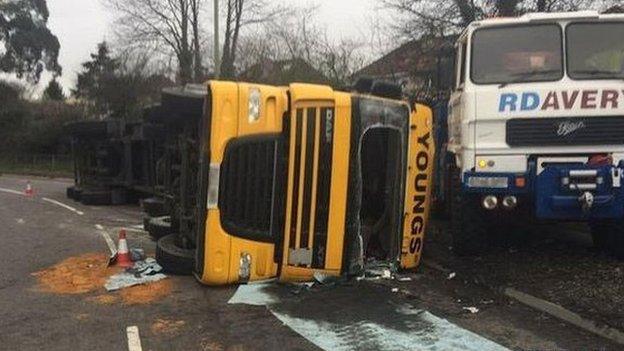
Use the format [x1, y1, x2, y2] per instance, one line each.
[146, 216, 173, 240]
[589, 220, 624, 258]
[141, 197, 168, 217]
[156, 234, 195, 275]
[449, 169, 487, 256]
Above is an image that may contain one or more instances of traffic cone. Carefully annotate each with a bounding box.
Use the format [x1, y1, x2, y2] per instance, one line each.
[24, 181, 34, 197]
[116, 229, 133, 268]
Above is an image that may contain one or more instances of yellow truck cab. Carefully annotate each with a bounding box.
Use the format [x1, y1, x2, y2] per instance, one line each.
[194, 81, 434, 285]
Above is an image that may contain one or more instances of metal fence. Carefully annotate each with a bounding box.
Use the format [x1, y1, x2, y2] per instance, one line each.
[0, 154, 73, 176]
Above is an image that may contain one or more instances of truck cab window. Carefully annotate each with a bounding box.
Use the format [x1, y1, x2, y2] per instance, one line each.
[567, 22, 624, 80]
[471, 24, 563, 84]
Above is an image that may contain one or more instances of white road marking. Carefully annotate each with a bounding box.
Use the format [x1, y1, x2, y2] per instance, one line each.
[95, 224, 118, 256]
[41, 197, 84, 216]
[126, 326, 143, 351]
[506, 288, 624, 345]
[0, 187, 24, 196]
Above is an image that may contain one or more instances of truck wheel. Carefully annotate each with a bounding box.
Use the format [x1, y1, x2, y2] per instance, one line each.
[141, 197, 167, 217]
[80, 190, 112, 206]
[589, 220, 624, 258]
[72, 188, 83, 202]
[449, 169, 487, 256]
[110, 188, 128, 205]
[147, 216, 173, 240]
[156, 234, 195, 275]
[66, 186, 76, 200]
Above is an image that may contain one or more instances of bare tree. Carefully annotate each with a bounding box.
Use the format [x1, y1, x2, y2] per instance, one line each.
[220, 0, 289, 78]
[382, 0, 620, 39]
[106, 0, 204, 83]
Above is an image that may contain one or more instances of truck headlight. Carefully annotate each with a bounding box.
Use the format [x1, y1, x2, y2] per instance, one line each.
[239, 252, 252, 281]
[248, 88, 261, 123]
[467, 176, 509, 189]
[207, 163, 220, 209]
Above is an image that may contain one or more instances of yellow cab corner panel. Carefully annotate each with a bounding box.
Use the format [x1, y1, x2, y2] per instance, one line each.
[323, 92, 352, 271]
[289, 83, 335, 103]
[199, 210, 232, 286]
[227, 237, 278, 284]
[236, 83, 288, 136]
[209, 80, 239, 163]
[401, 103, 435, 270]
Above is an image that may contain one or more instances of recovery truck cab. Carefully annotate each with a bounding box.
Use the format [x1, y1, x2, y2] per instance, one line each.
[446, 11, 624, 256]
[185, 81, 434, 285]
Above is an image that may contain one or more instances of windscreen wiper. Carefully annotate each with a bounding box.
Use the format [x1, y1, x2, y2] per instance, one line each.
[498, 69, 560, 88]
[572, 69, 624, 79]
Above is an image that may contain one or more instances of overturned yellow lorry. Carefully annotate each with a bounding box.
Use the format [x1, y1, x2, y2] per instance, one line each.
[185, 81, 434, 285]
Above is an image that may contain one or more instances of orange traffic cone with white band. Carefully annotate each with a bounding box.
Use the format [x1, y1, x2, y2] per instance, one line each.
[24, 181, 34, 197]
[116, 229, 133, 268]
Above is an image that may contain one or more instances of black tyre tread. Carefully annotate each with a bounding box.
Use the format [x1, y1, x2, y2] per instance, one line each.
[449, 168, 488, 256]
[72, 188, 83, 202]
[80, 191, 112, 206]
[142, 197, 168, 217]
[156, 234, 195, 275]
[589, 220, 624, 258]
[66, 186, 76, 200]
[143, 216, 151, 231]
[110, 188, 128, 205]
[147, 216, 173, 240]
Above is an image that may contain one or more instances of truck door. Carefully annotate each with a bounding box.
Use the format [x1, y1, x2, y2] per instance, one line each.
[280, 84, 351, 281]
[401, 103, 435, 269]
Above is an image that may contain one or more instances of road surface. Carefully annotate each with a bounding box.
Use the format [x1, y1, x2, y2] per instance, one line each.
[0, 174, 621, 350]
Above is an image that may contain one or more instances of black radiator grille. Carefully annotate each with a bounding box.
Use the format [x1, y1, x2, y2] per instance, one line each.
[219, 136, 278, 242]
[506, 116, 624, 146]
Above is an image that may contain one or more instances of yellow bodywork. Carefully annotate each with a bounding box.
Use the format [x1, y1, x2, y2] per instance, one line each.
[401, 104, 435, 269]
[197, 81, 435, 285]
[199, 81, 286, 285]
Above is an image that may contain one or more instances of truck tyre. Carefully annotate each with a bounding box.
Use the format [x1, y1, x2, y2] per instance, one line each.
[589, 220, 624, 258]
[80, 190, 112, 206]
[147, 216, 173, 240]
[110, 188, 128, 205]
[141, 197, 167, 217]
[66, 186, 76, 200]
[449, 169, 487, 256]
[156, 234, 195, 275]
[72, 188, 83, 202]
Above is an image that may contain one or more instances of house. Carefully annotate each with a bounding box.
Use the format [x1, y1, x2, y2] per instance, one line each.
[354, 36, 456, 102]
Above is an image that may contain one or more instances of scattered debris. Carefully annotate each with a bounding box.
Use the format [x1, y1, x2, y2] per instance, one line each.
[313, 272, 340, 285]
[391, 288, 399, 293]
[16, 218, 25, 224]
[463, 307, 480, 314]
[447, 272, 456, 280]
[33, 253, 121, 294]
[397, 276, 413, 282]
[105, 258, 166, 291]
[131, 248, 146, 262]
[150, 318, 186, 336]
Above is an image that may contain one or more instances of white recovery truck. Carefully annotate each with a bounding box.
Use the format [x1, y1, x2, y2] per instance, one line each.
[445, 11, 624, 256]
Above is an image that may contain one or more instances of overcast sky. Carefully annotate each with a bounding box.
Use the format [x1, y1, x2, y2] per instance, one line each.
[46, 0, 382, 94]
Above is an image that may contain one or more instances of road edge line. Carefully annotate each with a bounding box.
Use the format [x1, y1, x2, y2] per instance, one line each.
[42, 197, 84, 216]
[126, 326, 143, 351]
[96, 225, 118, 257]
[0, 187, 24, 196]
[504, 288, 624, 345]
